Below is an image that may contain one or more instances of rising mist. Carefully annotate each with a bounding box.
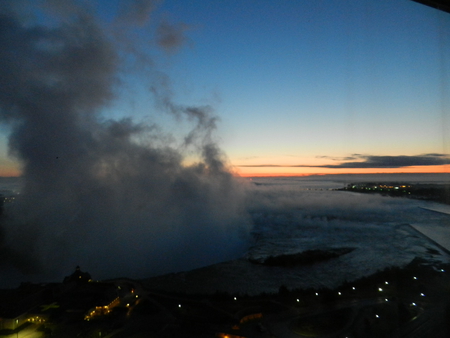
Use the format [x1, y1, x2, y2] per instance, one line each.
[0, 0, 250, 285]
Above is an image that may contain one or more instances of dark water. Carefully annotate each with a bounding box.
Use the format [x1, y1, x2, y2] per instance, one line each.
[143, 175, 450, 294]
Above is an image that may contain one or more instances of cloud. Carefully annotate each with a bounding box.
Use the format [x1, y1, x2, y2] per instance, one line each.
[0, 0, 249, 286]
[316, 155, 361, 161]
[238, 164, 285, 167]
[238, 156, 261, 160]
[155, 19, 191, 53]
[237, 154, 450, 169]
[116, 0, 161, 26]
[318, 154, 450, 168]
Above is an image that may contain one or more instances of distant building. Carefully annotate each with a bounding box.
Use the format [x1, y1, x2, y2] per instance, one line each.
[0, 267, 121, 331]
[63, 266, 92, 285]
[0, 283, 51, 330]
[60, 267, 120, 321]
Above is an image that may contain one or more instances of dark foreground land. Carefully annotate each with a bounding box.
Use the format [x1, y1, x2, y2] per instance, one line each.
[248, 247, 355, 267]
[2, 258, 450, 338]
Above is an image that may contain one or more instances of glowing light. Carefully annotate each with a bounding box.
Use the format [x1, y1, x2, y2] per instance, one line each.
[378, 288, 383, 292]
[178, 304, 181, 308]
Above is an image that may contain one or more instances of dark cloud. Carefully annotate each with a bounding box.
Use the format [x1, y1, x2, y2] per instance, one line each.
[41, 0, 85, 18]
[238, 164, 284, 167]
[318, 154, 450, 168]
[116, 0, 161, 26]
[238, 154, 450, 169]
[0, 0, 249, 286]
[149, 75, 218, 148]
[316, 155, 361, 161]
[156, 19, 190, 53]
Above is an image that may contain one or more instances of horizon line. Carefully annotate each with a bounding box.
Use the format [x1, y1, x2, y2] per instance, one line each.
[235, 172, 450, 178]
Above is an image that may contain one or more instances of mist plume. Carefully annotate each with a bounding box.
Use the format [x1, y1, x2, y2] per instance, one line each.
[0, 0, 249, 284]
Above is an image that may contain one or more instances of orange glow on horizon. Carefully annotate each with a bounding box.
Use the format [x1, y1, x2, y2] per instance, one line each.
[234, 165, 450, 177]
[1, 164, 448, 179]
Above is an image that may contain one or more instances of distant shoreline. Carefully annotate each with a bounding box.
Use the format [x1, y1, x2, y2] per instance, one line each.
[245, 172, 450, 181]
[1, 172, 449, 181]
[338, 182, 450, 205]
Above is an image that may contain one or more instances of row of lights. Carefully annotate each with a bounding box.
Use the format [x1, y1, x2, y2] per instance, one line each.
[28, 316, 45, 323]
[231, 270, 442, 312]
[303, 272, 444, 336]
[291, 275, 431, 301]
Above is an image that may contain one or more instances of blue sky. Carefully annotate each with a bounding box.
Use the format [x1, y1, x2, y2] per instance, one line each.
[0, 0, 449, 176]
[132, 0, 450, 175]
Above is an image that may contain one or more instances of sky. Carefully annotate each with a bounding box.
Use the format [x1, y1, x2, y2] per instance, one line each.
[0, 0, 449, 177]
